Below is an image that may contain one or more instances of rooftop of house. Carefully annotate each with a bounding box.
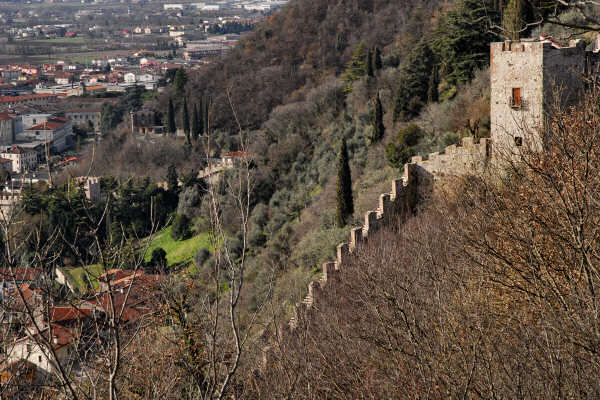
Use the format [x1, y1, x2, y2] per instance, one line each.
[49, 305, 94, 323]
[27, 116, 69, 131]
[3, 145, 34, 155]
[0, 94, 61, 104]
[0, 267, 42, 282]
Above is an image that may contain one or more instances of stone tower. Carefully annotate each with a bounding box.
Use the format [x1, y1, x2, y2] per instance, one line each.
[490, 37, 595, 156]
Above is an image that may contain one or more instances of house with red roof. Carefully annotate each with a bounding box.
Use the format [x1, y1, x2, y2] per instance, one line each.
[24, 116, 72, 152]
[1, 145, 38, 173]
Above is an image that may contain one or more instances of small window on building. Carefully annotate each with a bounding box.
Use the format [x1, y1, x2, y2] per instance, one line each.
[514, 136, 523, 147]
[512, 88, 521, 108]
[32, 119, 36, 124]
[38, 356, 42, 363]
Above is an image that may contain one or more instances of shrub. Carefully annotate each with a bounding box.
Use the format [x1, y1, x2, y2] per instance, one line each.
[385, 124, 424, 169]
[148, 247, 167, 272]
[171, 214, 192, 241]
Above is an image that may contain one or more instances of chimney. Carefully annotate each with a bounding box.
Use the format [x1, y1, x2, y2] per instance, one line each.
[52, 335, 58, 344]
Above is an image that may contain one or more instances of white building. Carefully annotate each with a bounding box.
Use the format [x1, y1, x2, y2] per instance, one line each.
[163, 3, 184, 10]
[23, 117, 72, 153]
[124, 72, 136, 83]
[1, 146, 37, 173]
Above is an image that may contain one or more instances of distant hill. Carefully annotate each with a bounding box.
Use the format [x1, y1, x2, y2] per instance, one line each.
[185, 0, 442, 131]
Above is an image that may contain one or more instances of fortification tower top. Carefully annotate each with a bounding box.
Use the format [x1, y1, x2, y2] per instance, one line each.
[490, 36, 596, 157]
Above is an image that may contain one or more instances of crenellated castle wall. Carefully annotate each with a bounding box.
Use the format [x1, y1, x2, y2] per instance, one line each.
[263, 36, 597, 367]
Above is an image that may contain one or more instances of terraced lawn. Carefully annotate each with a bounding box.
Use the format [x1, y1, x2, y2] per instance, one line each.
[143, 226, 212, 268]
[60, 264, 104, 293]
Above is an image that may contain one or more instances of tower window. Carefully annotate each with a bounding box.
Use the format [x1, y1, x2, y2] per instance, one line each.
[514, 136, 523, 147]
[511, 88, 522, 108]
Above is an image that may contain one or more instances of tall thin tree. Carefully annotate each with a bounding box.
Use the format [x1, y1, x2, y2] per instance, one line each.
[167, 98, 176, 135]
[191, 104, 200, 142]
[336, 138, 354, 227]
[183, 97, 190, 142]
[370, 93, 385, 143]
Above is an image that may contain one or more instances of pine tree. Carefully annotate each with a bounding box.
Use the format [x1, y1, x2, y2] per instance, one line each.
[370, 93, 385, 143]
[183, 97, 190, 142]
[366, 49, 374, 77]
[373, 46, 382, 70]
[336, 139, 354, 227]
[503, 0, 523, 40]
[167, 98, 176, 135]
[191, 104, 199, 142]
[393, 40, 436, 122]
[430, 0, 498, 87]
[342, 41, 369, 91]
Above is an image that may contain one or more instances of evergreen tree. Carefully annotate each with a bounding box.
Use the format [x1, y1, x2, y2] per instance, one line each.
[183, 97, 190, 142]
[171, 214, 191, 240]
[427, 65, 439, 103]
[167, 164, 178, 193]
[370, 93, 385, 143]
[173, 67, 187, 95]
[373, 46, 383, 70]
[199, 99, 205, 135]
[342, 41, 369, 91]
[430, 0, 499, 87]
[393, 39, 436, 122]
[366, 49, 374, 77]
[336, 139, 354, 227]
[203, 96, 210, 134]
[167, 98, 176, 135]
[191, 104, 200, 142]
[503, 0, 523, 40]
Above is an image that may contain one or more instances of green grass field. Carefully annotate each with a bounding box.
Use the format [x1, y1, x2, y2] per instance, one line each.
[60, 264, 104, 293]
[143, 226, 212, 268]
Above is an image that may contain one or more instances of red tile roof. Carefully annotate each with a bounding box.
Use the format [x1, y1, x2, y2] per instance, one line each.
[27, 117, 69, 131]
[0, 94, 61, 104]
[49, 306, 93, 322]
[0, 268, 42, 282]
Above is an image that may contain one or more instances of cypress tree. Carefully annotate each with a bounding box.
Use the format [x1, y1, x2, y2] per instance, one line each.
[198, 99, 204, 135]
[370, 93, 385, 143]
[183, 97, 190, 142]
[191, 104, 199, 142]
[336, 139, 354, 227]
[366, 49, 374, 77]
[173, 67, 187, 95]
[167, 98, 176, 135]
[203, 96, 210, 134]
[167, 164, 178, 193]
[373, 46, 382, 70]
